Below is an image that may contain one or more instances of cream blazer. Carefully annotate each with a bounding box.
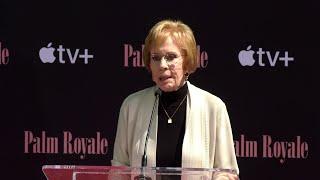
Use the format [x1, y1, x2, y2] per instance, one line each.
[111, 82, 239, 174]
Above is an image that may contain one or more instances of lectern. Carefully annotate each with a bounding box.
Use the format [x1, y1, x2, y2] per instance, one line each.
[42, 165, 238, 180]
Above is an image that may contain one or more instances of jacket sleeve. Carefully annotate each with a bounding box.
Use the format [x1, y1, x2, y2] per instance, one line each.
[111, 99, 130, 166]
[214, 102, 239, 175]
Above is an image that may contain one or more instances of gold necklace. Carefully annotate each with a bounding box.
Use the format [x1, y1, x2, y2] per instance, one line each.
[160, 94, 187, 124]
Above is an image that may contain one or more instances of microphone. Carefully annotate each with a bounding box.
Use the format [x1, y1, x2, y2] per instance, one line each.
[135, 89, 161, 180]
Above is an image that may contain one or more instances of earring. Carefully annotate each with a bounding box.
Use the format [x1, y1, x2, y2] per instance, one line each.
[185, 73, 189, 81]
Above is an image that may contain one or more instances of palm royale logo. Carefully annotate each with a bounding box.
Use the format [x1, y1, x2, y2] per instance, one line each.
[24, 131, 108, 159]
[238, 45, 294, 67]
[38, 42, 94, 64]
[123, 44, 209, 68]
[0, 41, 10, 65]
[234, 134, 309, 164]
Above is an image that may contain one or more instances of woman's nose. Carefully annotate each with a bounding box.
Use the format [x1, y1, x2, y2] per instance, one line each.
[159, 58, 169, 70]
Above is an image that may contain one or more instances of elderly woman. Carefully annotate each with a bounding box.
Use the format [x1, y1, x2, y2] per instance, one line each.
[112, 19, 239, 177]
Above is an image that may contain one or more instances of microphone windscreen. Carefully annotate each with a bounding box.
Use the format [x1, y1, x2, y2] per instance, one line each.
[154, 89, 162, 96]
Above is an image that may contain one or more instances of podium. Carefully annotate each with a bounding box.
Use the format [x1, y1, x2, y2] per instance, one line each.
[42, 165, 238, 180]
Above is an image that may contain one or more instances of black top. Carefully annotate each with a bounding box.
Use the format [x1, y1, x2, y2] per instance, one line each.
[156, 83, 188, 167]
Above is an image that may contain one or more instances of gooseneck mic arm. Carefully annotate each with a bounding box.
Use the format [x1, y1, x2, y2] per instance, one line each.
[135, 89, 161, 180]
[141, 89, 161, 167]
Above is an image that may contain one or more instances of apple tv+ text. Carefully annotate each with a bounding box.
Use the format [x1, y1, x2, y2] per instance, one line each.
[238, 45, 294, 67]
[39, 43, 94, 64]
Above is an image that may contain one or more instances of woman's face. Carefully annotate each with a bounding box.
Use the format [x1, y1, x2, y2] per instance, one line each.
[149, 37, 186, 92]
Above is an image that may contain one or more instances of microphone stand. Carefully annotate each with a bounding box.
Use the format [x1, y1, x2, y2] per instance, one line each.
[134, 90, 160, 180]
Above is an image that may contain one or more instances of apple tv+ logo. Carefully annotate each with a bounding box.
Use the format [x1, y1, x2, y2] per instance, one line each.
[39, 42, 94, 64]
[238, 45, 294, 67]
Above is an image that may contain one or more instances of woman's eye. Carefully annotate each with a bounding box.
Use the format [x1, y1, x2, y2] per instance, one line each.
[165, 54, 178, 61]
[151, 55, 161, 61]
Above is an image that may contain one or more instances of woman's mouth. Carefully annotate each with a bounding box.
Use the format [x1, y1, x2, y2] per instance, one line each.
[159, 75, 171, 81]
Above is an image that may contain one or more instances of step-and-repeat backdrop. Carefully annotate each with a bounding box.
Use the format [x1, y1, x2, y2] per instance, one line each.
[1, 1, 319, 179]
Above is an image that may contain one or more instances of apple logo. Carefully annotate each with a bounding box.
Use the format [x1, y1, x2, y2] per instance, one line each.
[238, 45, 255, 66]
[39, 42, 56, 63]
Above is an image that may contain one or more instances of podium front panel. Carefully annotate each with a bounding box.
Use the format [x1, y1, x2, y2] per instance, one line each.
[42, 165, 238, 180]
